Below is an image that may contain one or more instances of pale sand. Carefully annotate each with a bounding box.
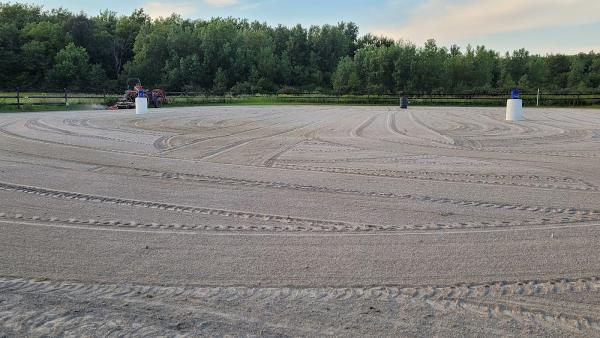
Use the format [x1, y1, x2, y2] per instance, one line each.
[1, 106, 600, 337]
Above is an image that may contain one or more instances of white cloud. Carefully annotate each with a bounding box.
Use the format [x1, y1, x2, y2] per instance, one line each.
[144, 2, 198, 19]
[544, 45, 600, 55]
[374, 0, 600, 44]
[143, 0, 241, 19]
[203, 0, 240, 7]
[237, 2, 261, 11]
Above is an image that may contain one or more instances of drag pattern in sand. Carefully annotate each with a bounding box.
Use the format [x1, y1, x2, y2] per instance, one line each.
[1, 106, 600, 337]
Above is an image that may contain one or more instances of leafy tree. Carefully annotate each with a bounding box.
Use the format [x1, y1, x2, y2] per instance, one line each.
[0, 3, 43, 29]
[21, 21, 66, 85]
[87, 63, 108, 90]
[165, 54, 202, 90]
[411, 39, 448, 93]
[393, 41, 417, 92]
[353, 46, 398, 94]
[473, 46, 500, 90]
[332, 56, 359, 94]
[0, 23, 22, 87]
[446, 45, 472, 91]
[505, 48, 530, 84]
[212, 67, 228, 95]
[277, 50, 292, 85]
[545, 54, 571, 89]
[568, 54, 587, 91]
[2, 2, 600, 94]
[526, 57, 547, 90]
[63, 13, 92, 50]
[285, 24, 310, 86]
[123, 16, 172, 87]
[109, 10, 149, 78]
[308, 23, 355, 87]
[357, 34, 395, 50]
[588, 57, 600, 89]
[46, 42, 91, 90]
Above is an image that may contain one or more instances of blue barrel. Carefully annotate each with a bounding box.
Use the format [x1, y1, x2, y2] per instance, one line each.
[400, 96, 408, 109]
[511, 89, 520, 99]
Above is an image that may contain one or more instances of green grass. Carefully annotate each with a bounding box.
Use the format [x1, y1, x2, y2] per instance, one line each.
[1, 92, 599, 112]
[0, 92, 114, 112]
[166, 94, 600, 108]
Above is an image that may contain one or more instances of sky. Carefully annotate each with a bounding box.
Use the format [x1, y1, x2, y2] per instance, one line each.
[18, 0, 600, 55]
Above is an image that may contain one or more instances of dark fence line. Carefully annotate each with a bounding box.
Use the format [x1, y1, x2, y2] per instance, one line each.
[0, 88, 116, 109]
[6, 89, 600, 96]
[163, 92, 600, 97]
[2, 89, 600, 109]
[162, 92, 600, 107]
[161, 93, 600, 107]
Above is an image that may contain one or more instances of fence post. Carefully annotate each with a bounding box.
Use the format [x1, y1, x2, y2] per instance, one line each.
[64, 88, 68, 107]
[16, 87, 20, 110]
[536, 88, 540, 107]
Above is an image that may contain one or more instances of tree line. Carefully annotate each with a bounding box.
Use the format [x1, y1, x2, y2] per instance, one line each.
[2, 3, 600, 94]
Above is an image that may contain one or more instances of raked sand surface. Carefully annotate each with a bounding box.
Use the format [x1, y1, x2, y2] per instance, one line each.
[1, 105, 600, 337]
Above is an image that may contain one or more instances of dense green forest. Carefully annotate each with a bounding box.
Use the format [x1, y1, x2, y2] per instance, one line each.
[2, 3, 600, 94]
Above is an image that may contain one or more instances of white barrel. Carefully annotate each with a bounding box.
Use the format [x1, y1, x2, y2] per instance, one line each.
[135, 97, 148, 114]
[506, 99, 523, 121]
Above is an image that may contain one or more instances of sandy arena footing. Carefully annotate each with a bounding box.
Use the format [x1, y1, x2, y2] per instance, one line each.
[1, 105, 600, 337]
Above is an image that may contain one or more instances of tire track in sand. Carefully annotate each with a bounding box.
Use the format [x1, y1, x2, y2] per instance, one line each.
[3, 276, 598, 336]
